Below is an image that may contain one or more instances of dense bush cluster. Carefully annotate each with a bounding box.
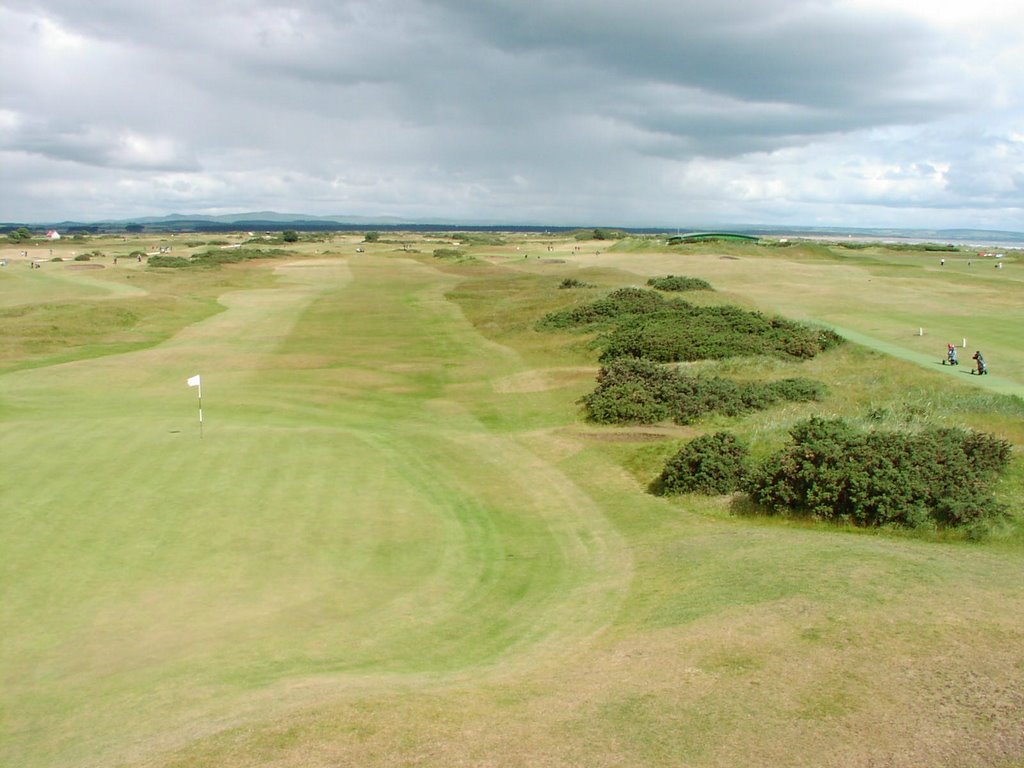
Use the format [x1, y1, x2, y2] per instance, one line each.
[433, 248, 467, 259]
[538, 287, 843, 363]
[448, 233, 506, 246]
[656, 432, 750, 495]
[582, 358, 824, 425]
[147, 255, 192, 268]
[646, 275, 713, 292]
[598, 309, 843, 363]
[744, 417, 1011, 528]
[541, 280, 1012, 533]
[559, 278, 593, 289]
[148, 248, 290, 269]
[538, 287, 668, 329]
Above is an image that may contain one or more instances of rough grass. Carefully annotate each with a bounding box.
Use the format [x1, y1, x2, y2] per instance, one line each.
[2, 235, 1023, 768]
[0, 258, 277, 373]
[575, 242, 1024, 394]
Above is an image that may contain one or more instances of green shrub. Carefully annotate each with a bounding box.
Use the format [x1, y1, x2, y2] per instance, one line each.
[597, 307, 842, 363]
[646, 275, 713, 292]
[656, 432, 750, 495]
[538, 287, 671, 329]
[559, 278, 593, 289]
[538, 288, 843, 363]
[582, 358, 679, 424]
[146, 247, 290, 269]
[451, 233, 506, 246]
[433, 248, 466, 259]
[743, 417, 1011, 528]
[73, 254, 91, 261]
[147, 255, 193, 268]
[581, 358, 824, 425]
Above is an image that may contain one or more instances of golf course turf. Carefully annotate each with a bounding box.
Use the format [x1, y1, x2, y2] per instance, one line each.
[2, 234, 1022, 767]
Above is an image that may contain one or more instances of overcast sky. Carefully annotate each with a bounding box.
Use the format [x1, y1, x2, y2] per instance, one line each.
[1, 0, 1022, 228]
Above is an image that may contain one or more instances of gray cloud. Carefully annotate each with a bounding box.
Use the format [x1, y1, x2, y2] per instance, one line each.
[0, 114, 198, 171]
[0, 0, 1021, 227]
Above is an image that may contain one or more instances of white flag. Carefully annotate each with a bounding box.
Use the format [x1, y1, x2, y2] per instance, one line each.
[187, 374, 201, 387]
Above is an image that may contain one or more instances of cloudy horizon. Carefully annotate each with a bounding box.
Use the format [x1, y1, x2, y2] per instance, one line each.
[1, 0, 1022, 229]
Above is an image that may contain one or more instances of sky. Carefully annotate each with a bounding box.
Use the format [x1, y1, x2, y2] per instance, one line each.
[1, 0, 1022, 229]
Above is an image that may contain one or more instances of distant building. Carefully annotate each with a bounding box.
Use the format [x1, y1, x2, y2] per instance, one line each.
[46, 230, 61, 240]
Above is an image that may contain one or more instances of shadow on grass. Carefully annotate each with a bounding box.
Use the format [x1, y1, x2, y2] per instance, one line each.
[729, 494, 778, 519]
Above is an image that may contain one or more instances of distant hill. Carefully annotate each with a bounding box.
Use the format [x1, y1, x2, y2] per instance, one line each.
[127, 211, 413, 226]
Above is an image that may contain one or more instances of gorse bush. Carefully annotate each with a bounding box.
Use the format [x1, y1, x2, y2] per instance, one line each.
[433, 248, 467, 259]
[598, 307, 843, 363]
[646, 275, 714, 292]
[559, 278, 593, 289]
[656, 432, 750, 495]
[538, 288, 843, 363]
[582, 357, 824, 425]
[448, 233, 506, 246]
[148, 248, 290, 269]
[743, 417, 1011, 528]
[147, 255, 193, 268]
[538, 287, 668, 329]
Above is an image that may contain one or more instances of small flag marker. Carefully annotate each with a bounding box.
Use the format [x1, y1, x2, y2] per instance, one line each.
[187, 374, 203, 438]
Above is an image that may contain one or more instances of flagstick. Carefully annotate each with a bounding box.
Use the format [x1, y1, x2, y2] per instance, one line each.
[187, 374, 204, 439]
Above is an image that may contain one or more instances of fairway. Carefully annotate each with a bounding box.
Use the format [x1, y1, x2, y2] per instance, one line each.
[3, 239, 1024, 767]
